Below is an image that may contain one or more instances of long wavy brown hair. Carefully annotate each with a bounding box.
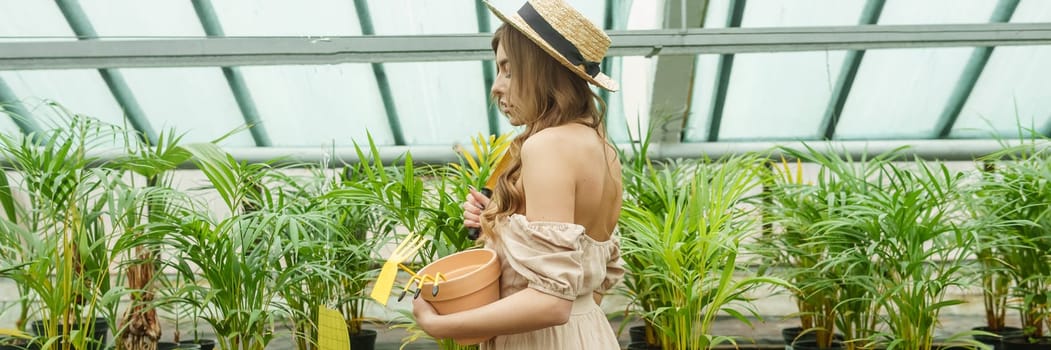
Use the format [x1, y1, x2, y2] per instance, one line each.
[480, 24, 608, 240]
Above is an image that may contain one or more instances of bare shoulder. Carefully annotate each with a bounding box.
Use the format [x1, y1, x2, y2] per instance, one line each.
[522, 124, 605, 163]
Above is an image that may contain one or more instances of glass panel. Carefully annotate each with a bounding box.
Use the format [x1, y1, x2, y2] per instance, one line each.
[237, 65, 392, 147]
[0, 70, 125, 128]
[605, 57, 630, 143]
[212, 0, 392, 146]
[833, 0, 999, 139]
[368, 0, 478, 35]
[213, 0, 364, 36]
[951, 0, 1051, 138]
[116, 68, 253, 146]
[79, 0, 203, 38]
[0, 109, 19, 136]
[608, 0, 666, 143]
[366, 0, 488, 144]
[0, 1, 73, 41]
[714, 0, 866, 141]
[683, 0, 730, 142]
[383, 61, 488, 145]
[76, 1, 252, 145]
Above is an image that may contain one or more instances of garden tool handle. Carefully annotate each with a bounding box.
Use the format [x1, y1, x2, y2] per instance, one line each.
[467, 188, 493, 241]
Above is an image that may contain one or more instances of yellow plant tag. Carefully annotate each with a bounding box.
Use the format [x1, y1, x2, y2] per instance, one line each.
[317, 306, 349, 350]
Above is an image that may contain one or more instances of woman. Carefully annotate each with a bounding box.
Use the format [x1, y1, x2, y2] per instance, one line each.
[412, 0, 624, 349]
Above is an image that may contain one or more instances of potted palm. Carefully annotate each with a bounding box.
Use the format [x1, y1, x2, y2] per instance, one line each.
[106, 126, 200, 350]
[619, 154, 788, 350]
[782, 145, 899, 350]
[863, 159, 984, 349]
[754, 156, 839, 349]
[321, 134, 411, 349]
[617, 121, 666, 350]
[0, 112, 132, 350]
[979, 141, 1051, 348]
[156, 142, 344, 350]
[962, 161, 1023, 349]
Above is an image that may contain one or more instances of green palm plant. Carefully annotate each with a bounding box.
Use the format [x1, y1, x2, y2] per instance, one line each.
[619, 154, 788, 350]
[0, 110, 134, 350]
[155, 142, 345, 350]
[978, 138, 1051, 341]
[782, 145, 902, 350]
[960, 160, 1023, 346]
[864, 159, 982, 349]
[615, 116, 673, 349]
[321, 133, 410, 337]
[753, 156, 838, 348]
[105, 127, 197, 350]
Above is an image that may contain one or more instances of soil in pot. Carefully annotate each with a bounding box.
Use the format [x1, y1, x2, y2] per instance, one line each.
[974, 326, 1025, 350]
[1003, 336, 1051, 350]
[30, 317, 108, 350]
[349, 329, 377, 350]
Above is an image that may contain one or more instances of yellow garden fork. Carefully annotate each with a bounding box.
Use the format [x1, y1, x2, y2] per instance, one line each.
[369, 234, 427, 305]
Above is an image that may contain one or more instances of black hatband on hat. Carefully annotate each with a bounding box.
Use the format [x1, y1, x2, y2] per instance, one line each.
[517, 2, 601, 77]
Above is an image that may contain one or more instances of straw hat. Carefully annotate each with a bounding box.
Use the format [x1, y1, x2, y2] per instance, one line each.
[485, 0, 619, 92]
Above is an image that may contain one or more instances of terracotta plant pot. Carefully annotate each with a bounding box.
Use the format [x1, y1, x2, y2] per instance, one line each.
[419, 248, 501, 345]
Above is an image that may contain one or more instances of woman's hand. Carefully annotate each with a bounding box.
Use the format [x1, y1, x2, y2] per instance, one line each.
[462, 188, 492, 228]
[412, 296, 443, 337]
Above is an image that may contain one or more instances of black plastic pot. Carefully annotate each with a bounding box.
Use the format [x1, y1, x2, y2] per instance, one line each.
[628, 325, 661, 349]
[629, 326, 646, 344]
[30, 317, 108, 350]
[626, 342, 662, 350]
[349, 329, 377, 350]
[178, 339, 214, 350]
[159, 342, 201, 350]
[782, 327, 844, 349]
[974, 326, 1025, 350]
[1003, 336, 1051, 350]
[791, 340, 844, 350]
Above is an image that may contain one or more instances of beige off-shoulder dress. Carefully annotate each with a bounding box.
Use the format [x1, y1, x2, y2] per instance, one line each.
[480, 214, 625, 350]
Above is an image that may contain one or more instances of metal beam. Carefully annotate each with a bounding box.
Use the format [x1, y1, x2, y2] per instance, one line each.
[0, 79, 42, 135]
[353, 0, 406, 146]
[706, 0, 746, 142]
[475, 0, 500, 136]
[191, 0, 272, 147]
[4, 23, 1051, 70]
[935, 0, 1021, 139]
[54, 0, 157, 144]
[34, 139, 1035, 169]
[649, 0, 708, 143]
[819, 0, 886, 140]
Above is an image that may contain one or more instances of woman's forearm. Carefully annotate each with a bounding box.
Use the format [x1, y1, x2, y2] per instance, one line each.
[421, 288, 573, 339]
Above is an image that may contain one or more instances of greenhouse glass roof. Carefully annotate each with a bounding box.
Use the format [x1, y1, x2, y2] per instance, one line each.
[1, 0, 1050, 161]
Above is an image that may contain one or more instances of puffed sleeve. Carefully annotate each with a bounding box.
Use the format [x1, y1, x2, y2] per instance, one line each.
[596, 237, 625, 294]
[502, 215, 585, 301]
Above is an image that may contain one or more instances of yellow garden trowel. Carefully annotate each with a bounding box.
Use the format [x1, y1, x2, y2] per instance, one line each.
[369, 234, 427, 306]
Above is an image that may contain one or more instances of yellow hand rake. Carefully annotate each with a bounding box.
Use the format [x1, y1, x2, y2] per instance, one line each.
[369, 234, 427, 305]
